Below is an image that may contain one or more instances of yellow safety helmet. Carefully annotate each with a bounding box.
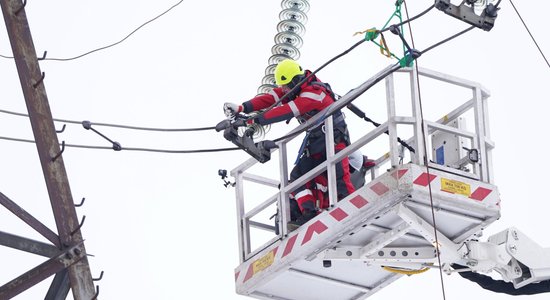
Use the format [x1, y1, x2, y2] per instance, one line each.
[274, 59, 304, 86]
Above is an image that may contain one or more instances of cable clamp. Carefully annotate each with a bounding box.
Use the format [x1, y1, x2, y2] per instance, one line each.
[82, 120, 122, 151]
[399, 49, 421, 67]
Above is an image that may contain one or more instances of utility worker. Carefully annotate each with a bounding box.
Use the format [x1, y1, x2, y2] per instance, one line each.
[301, 151, 375, 218]
[224, 59, 355, 230]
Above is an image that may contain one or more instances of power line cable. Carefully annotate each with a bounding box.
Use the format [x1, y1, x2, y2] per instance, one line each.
[0, 0, 184, 62]
[0, 135, 238, 154]
[0, 108, 215, 132]
[0, 3, 438, 136]
[420, 26, 475, 55]
[271, 24, 477, 145]
[0, 2, 491, 157]
[508, 0, 550, 69]
[81, 121, 214, 132]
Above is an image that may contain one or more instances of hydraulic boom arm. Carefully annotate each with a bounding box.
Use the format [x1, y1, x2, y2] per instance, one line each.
[456, 227, 550, 288]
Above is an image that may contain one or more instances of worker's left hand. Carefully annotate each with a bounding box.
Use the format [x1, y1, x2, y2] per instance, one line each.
[223, 102, 243, 117]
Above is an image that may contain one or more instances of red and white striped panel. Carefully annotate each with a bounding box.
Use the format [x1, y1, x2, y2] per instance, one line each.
[234, 164, 500, 290]
[411, 167, 500, 206]
[235, 165, 414, 289]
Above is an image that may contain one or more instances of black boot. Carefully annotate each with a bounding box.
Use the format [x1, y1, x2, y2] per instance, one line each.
[287, 209, 317, 232]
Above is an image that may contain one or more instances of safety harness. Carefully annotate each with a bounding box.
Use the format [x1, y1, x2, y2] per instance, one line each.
[294, 78, 350, 164]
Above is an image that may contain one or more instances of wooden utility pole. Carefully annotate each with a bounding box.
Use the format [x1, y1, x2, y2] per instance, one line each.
[0, 0, 97, 299]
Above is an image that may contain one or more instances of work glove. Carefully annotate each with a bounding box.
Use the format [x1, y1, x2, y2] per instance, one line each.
[231, 119, 247, 128]
[223, 102, 243, 116]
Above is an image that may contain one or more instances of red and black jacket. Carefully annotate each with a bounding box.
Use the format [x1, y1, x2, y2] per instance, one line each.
[242, 71, 339, 126]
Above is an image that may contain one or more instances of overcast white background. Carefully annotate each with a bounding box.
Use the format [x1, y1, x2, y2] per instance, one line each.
[1, 0, 549, 299]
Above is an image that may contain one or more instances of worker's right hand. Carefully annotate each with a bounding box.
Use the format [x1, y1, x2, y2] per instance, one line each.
[223, 102, 243, 117]
[231, 119, 247, 128]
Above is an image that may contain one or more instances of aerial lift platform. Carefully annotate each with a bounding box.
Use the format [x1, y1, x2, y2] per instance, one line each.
[225, 66, 550, 300]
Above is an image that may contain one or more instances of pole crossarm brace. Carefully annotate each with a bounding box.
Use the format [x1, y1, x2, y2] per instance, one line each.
[0, 230, 59, 258]
[0, 243, 86, 299]
[1, 0, 96, 299]
[45, 270, 70, 300]
[0, 192, 60, 247]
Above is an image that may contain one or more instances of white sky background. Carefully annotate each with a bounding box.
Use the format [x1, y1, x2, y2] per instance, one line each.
[1, 0, 549, 299]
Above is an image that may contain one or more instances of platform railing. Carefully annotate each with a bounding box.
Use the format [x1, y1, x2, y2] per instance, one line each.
[231, 65, 494, 263]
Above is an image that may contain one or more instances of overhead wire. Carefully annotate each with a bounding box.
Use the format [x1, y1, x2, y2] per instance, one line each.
[0, 108, 215, 132]
[261, 4, 437, 143]
[271, 7, 475, 146]
[79, 121, 214, 132]
[420, 25, 475, 55]
[0, 2, 442, 154]
[0, 1, 514, 158]
[2, 0, 213, 151]
[2, 2, 544, 298]
[0, 108, 231, 153]
[0, 0, 184, 62]
[403, 1, 447, 299]
[0, 135, 239, 154]
[251, 3, 437, 123]
[508, 0, 550, 69]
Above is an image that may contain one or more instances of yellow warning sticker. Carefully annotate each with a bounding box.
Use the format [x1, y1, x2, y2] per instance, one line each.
[252, 251, 275, 274]
[441, 178, 471, 196]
